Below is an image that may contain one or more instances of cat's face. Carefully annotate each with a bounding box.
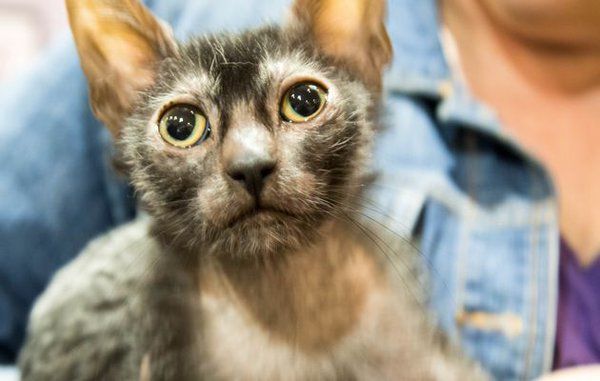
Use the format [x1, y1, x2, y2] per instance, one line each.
[67, 0, 392, 256]
[124, 29, 374, 255]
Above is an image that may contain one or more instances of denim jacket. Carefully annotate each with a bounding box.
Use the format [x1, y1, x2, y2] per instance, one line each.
[0, 0, 558, 379]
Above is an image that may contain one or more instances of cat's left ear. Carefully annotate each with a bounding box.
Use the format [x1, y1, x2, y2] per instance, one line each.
[291, 0, 392, 89]
[66, 0, 177, 137]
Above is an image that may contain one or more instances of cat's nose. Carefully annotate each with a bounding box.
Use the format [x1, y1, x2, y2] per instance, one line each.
[226, 155, 276, 199]
[223, 124, 277, 200]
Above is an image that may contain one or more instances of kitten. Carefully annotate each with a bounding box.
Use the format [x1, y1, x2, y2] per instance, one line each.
[19, 0, 486, 380]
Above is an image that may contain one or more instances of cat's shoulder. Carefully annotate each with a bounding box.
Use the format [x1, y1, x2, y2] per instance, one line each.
[32, 216, 158, 318]
[19, 217, 159, 381]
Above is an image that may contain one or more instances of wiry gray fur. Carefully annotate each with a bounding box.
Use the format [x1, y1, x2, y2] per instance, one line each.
[19, 12, 488, 381]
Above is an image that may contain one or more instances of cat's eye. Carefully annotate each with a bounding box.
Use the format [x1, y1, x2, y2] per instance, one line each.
[281, 82, 328, 122]
[158, 105, 211, 148]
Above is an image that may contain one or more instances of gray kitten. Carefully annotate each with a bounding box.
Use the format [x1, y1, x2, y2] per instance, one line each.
[19, 0, 487, 380]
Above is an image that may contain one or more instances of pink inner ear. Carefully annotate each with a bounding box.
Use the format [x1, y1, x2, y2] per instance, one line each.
[293, 0, 392, 88]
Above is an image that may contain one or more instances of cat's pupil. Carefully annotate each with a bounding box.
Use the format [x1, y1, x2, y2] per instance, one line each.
[166, 107, 196, 140]
[288, 84, 321, 117]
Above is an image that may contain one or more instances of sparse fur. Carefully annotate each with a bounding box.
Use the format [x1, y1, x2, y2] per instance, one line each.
[19, 1, 488, 380]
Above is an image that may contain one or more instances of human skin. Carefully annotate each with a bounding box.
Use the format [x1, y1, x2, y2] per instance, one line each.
[442, 0, 600, 267]
[537, 365, 600, 381]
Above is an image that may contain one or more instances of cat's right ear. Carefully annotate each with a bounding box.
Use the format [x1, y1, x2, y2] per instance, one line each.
[66, 0, 177, 137]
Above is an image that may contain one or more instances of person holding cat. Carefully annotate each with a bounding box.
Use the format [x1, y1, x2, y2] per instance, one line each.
[0, 0, 599, 380]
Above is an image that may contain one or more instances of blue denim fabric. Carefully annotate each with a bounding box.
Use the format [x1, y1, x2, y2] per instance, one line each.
[0, 40, 136, 362]
[0, 0, 559, 379]
[373, 3, 559, 380]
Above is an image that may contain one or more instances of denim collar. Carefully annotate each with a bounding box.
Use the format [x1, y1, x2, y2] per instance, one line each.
[383, 0, 538, 154]
[384, 0, 450, 96]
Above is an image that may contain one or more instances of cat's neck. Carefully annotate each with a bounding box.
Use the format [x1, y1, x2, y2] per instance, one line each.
[197, 220, 384, 353]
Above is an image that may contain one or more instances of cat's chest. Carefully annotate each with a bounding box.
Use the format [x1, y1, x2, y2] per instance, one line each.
[193, 239, 404, 380]
[197, 280, 398, 380]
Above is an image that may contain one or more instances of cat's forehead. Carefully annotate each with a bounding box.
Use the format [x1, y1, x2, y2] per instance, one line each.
[155, 27, 332, 106]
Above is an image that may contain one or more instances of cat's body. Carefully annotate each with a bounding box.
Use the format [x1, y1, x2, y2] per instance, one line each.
[20, 217, 480, 381]
[19, 0, 486, 379]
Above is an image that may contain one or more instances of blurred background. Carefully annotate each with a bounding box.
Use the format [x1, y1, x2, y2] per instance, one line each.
[0, 0, 67, 82]
[0, 5, 67, 377]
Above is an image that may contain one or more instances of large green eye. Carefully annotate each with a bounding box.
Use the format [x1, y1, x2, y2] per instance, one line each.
[281, 82, 328, 122]
[158, 105, 210, 148]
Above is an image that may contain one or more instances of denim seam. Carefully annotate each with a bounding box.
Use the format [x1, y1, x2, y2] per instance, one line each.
[455, 131, 478, 344]
[454, 214, 468, 343]
[522, 167, 543, 381]
[541, 182, 559, 374]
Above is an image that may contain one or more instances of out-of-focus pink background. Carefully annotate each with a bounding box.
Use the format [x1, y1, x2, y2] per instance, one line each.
[0, 0, 67, 81]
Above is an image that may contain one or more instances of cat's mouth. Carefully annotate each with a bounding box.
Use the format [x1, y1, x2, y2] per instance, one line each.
[228, 206, 296, 228]
[210, 203, 322, 255]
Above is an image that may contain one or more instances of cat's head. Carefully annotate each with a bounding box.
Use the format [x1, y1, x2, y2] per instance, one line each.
[67, 0, 392, 256]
